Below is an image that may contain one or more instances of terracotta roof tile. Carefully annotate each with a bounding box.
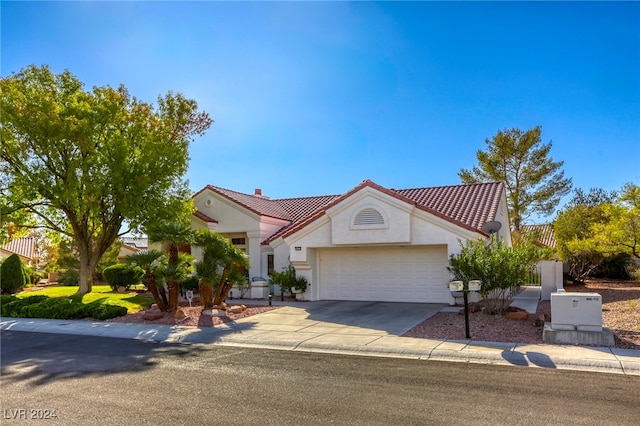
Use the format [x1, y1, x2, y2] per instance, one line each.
[195, 181, 506, 244]
[193, 211, 218, 223]
[521, 224, 556, 248]
[1, 237, 37, 260]
[395, 182, 503, 231]
[203, 185, 292, 220]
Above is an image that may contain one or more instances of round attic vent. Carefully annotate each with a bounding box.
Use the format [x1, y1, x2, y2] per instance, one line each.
[204, 198, 213, 208]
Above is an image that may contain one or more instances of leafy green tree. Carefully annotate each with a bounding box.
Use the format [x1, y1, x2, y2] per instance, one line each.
[555, 184, 638, 280]
[0, 253, 28, 294]
[0, 65, 212, 294]
[592, 183, 640, 259]
[459, 126, 572, 234]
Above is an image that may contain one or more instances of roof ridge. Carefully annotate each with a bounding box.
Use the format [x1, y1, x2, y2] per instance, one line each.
[397, 181, 503, 192]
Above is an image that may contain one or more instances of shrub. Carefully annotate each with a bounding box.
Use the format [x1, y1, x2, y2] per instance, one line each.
[0, 294, 18, 305]
[269, 264, 308, 296]
[18, 297, 84, 319]
[448, 239, 550, 314]
[181, 276, 199, 291]
[0, 254, 29, 294]
[24, 266, 44, 285]
[58, 269, 80, 286]
[103, 264, 144, 291]
[0, 295, 127, 320]
[591, 253, 631, 279]
[87, 303, 127, 320]
[625, 262, 640, 282]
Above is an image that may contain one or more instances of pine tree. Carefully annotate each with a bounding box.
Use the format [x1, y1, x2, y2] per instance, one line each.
[459, 126, 572, 233]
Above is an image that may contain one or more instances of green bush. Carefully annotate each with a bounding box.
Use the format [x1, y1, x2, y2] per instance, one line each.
[19, 297, 88, 319]
[87, 303, 127, 320]
[269, 264, 308, 296]
[592, 253, 631, 279]
[1, 294, 18, 304]
[58, 269, 80, 286]
[0, 295, 20, 316]
[24, 266, 44, 285]
[448, 239, 550, 314]
[103, 264, 144, 291]
[1, 295, 127, 320]
[181, 276, 199, 291]
[0, 254, 29, 294]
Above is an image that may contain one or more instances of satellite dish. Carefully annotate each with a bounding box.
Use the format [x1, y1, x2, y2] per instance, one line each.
[481, 221, 502, 235]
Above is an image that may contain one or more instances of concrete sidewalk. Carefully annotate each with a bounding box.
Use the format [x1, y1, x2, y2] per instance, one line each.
[2, 307, 639, 376]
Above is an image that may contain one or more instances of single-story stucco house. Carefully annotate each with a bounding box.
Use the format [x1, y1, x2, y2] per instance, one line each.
[189, 179, 512, 304]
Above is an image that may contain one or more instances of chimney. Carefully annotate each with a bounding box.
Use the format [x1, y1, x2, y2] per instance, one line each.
[254, 188, 262, 196]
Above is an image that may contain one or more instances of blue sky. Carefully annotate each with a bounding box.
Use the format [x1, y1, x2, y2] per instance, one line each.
[2, 1, 639, 223]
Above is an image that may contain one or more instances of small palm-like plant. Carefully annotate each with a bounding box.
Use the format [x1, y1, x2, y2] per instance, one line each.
[147, 222, 195, 311]
[193, 230, 250, 307]
[126, 250, 168, 311]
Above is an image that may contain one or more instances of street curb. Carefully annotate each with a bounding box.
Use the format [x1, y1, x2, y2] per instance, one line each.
[2, 317, 639, 376]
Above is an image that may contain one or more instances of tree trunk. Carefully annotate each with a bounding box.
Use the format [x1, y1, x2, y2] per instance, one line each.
[212, 271, 228, 306]
[167, 280, 181, 311]
[199, 280, 214, 308]
[159, 286, 169, 307]
[146, 270, 167, 311]
[77, 250, 99, 294]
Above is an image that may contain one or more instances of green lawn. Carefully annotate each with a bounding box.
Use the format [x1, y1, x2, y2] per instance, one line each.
[18, 285, 154, 313]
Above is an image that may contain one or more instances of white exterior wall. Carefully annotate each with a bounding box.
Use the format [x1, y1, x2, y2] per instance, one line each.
[539, 260, 564, 300]
[192, 189, 287, 281]
[281, 189, 503, 302]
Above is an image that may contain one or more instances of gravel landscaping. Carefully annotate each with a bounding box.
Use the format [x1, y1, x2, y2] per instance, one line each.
[403, 280, 639, 349]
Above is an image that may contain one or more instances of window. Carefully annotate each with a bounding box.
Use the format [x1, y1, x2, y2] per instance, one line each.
[267, 254, 274, 275]
[231, 237, 246, 245]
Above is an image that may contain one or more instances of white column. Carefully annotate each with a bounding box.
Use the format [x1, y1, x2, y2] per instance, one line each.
[246, 231, 264, 281]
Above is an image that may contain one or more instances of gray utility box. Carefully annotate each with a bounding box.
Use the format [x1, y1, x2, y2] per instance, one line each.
[550, 292, 603, 332]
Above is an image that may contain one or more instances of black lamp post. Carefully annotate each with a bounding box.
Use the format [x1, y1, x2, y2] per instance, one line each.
[450, 280, 482, 339]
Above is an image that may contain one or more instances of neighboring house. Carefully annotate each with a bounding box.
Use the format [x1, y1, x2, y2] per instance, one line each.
[520, 223, 566, 299]
[190, 179, 511, 304]
[0, 236, 39, 267]
[117, 237, 149, 263]
[520, 224, 556, 248]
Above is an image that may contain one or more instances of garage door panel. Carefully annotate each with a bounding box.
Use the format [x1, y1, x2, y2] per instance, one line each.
[319, 246, 449, 303]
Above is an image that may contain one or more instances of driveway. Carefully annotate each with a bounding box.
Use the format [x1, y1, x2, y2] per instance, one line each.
[235, 301, 446, 336]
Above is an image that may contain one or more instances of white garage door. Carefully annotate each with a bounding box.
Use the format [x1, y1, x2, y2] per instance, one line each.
[318, 246, 450, 303]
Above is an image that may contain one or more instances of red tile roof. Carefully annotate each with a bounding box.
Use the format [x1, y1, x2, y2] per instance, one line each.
[1, 237, 37, 260]
[195, 180, 506, 244]
[521, 224, 556, 248]
[193, 211, 218, 223]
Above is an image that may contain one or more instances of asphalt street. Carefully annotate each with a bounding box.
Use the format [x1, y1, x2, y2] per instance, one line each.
[1, 331, 639, 425]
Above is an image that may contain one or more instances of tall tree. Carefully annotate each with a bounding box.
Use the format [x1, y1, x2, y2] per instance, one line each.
[591, 183, 640, 259]
[554, 185, 636, 280]
[459, 126, 572, 233]
[0, 65, 212, 293]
